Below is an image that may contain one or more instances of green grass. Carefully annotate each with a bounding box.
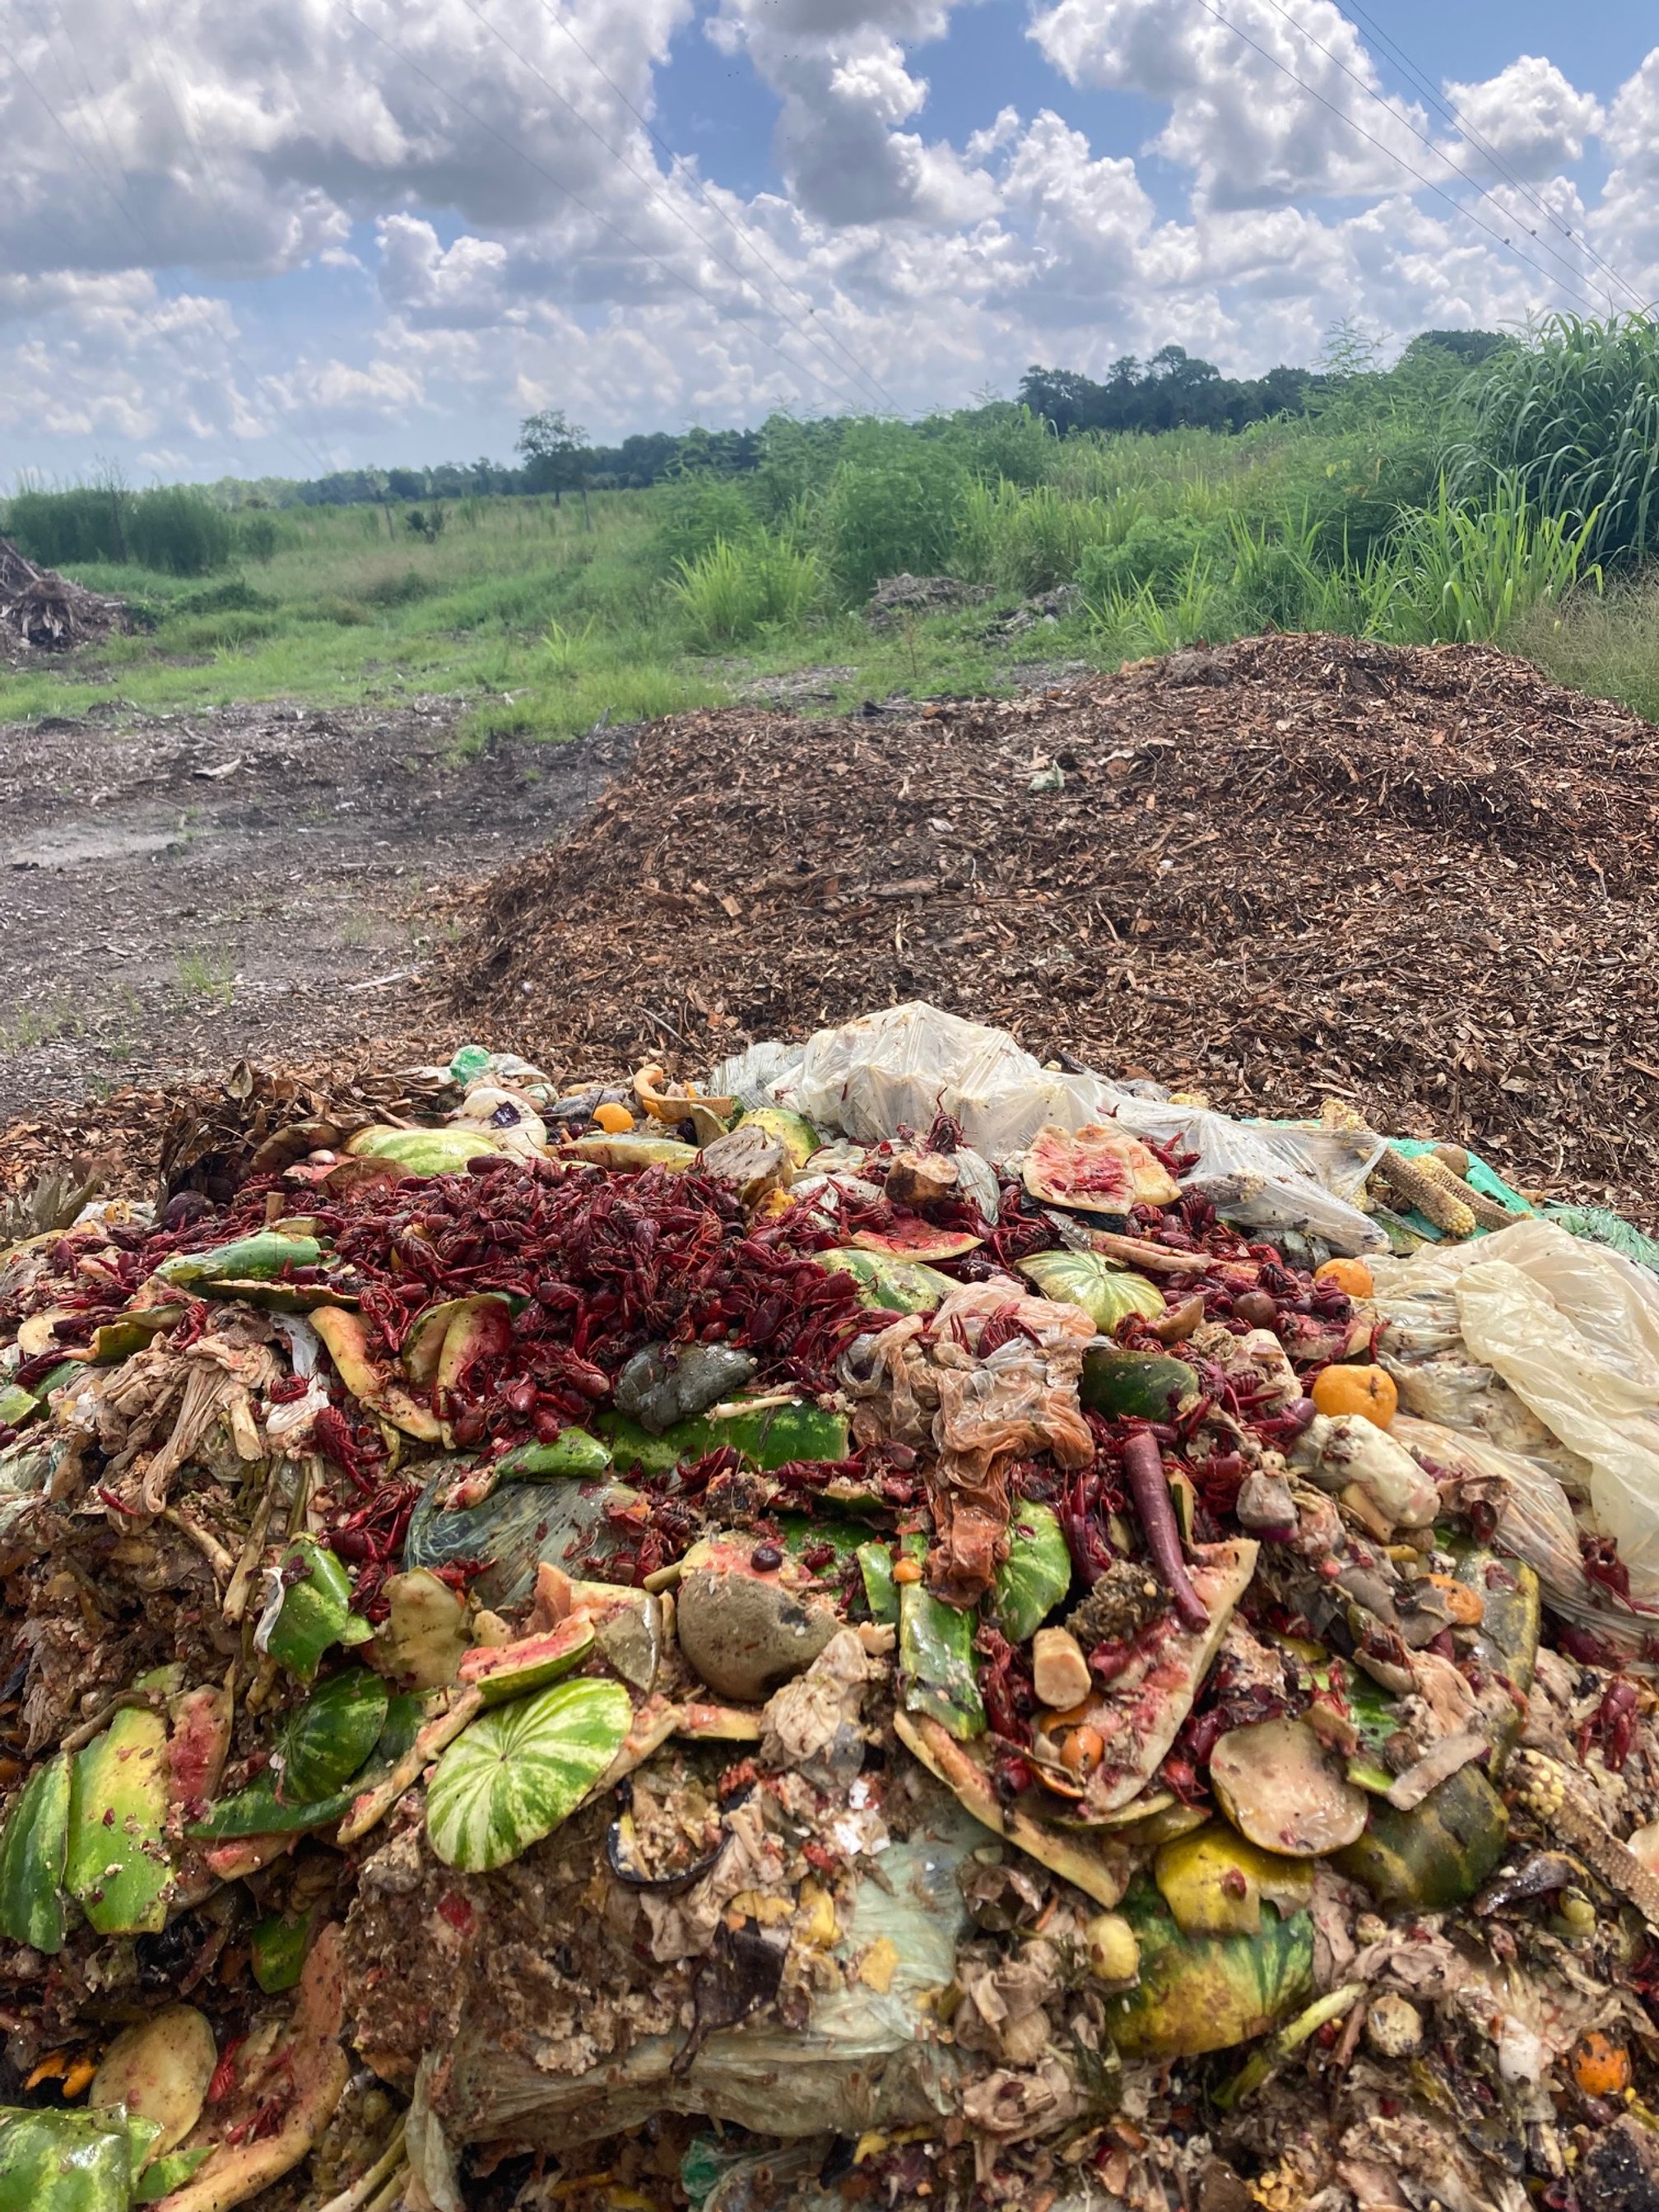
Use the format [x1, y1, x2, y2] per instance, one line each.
[174, 950, 237, 1005]
[9, 336, 1659, 741]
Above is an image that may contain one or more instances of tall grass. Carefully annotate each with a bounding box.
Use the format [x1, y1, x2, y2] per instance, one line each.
[672, 536, 824, 646]
[1457, 313, 1659, 569]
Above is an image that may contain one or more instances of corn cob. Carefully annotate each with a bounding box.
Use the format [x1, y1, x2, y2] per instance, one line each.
[1412, 1150, 1524, 1233]
[1374, 1146, 1478, 1238]
[1506, 1749, 1659, 1931]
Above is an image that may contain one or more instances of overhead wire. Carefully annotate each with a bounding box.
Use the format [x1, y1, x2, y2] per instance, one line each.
[1336, 0, 1651, 315]
[520, 0, 899, 411]
[1187, 0, 1618, 322]
[337, 0, 878, 418]
[449, 0, 886, 414]
[1244, 0, 1644, 317]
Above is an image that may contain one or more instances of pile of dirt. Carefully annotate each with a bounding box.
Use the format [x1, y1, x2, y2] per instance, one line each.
[866, 571, 991, 625]
[0, 536, 128, 658]
[445, 631, 1659, 1223]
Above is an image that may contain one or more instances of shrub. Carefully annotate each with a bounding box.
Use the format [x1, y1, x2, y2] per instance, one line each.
[651, 475, 760, 573]
[820, 455, 965, 600]
[127, 487, 234, 575]
[1078, 514, 1227, 602]
[167, 578, 272, 618]
[233, 512, 281, 563]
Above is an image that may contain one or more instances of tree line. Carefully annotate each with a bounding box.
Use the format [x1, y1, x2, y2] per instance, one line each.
[193, 328, 1509, 511]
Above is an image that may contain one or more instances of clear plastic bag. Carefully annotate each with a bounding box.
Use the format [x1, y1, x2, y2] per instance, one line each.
[1377, 1221, 1659, 1609]
[1108, 1098, 1387, 1255]
[782, 1002, 1118, 1155]
[1390, 1414, 1652, 1652]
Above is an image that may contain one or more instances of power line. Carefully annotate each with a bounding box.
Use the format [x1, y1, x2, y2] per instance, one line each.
[1188, 0, 1615, 322]
[1246, 0, 1643, 317]
[338, 0, 871, 419]
[450, 0, 884, 414]
[1335, 1, 1650, 315]
[522, 0, 899, 411]
[8, 35, 335, 486]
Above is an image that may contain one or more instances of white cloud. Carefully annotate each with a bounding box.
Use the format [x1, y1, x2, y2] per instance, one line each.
[1, 0, 1655, 479]
[1440, 58, 1601, 185]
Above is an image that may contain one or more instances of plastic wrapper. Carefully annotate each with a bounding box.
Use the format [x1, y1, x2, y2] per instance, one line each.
[1392, 1415, 1652, 1653]
[1108, 1099, 1386, 1256]
[1378, 1220, 1659, 1610]
[778, 1002, 1385, 1250]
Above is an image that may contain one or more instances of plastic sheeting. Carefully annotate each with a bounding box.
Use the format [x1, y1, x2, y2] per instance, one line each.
[773, 1002, 1385, 1253]
[1377, 1220, 1659, 1615]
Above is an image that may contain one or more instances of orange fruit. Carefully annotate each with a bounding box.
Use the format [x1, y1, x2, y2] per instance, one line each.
[593, 1102, 634, 1133]
[1314, 1257, 1374, 1299]
[1310, 1362, 1397, 1429]
[1572, 2032, 1630, 2098]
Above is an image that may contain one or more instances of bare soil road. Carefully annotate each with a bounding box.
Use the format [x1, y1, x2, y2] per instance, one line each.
[0, 698, 620, 1118]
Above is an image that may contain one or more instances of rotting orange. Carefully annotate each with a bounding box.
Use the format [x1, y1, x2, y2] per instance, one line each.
[1310, 1362, 1397, 1429]
[1314, 1257, 1374, 1299]
[593, 1101, 634, 1134]
[1572, 2031, 1630, 2098]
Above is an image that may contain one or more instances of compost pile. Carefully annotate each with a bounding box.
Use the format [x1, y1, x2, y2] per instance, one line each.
[0, 538, 128, 660]
[447, 631, 1659, 1225]
[5, 1001, 1659, 2212]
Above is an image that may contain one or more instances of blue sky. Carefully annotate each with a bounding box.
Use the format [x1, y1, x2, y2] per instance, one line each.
[3, 0, 1657, 481]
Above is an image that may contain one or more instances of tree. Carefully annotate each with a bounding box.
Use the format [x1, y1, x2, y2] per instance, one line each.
[516, 409, 594, 527]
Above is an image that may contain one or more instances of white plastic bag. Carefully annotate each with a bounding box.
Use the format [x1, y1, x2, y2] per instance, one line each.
[783, 1003, 1118, 1156]
[781, 1002, 1384, 1250]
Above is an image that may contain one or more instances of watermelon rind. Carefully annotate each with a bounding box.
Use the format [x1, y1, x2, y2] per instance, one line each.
[426, 1677, 631, 1872]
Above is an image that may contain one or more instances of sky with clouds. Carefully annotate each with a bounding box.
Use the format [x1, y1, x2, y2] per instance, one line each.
[4, 0, 1657, 482]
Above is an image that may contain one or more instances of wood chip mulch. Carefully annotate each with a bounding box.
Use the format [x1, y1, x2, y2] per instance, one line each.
[443, 631, 1659, 1226]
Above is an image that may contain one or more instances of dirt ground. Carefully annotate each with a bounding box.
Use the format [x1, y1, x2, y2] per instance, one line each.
[0, 696, 625, 1117]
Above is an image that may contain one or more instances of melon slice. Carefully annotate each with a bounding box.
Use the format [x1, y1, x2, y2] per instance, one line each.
[1023, 1122, 1181, 1215]
[849, 1216, 981, 1262]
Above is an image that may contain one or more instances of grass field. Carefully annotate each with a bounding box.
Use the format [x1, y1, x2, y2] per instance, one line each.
[7, 314, 1659, 741]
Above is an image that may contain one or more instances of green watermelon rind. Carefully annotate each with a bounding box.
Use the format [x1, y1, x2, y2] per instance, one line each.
[0, 1754, 70, 1954]
[426, 1677, 632, 1873]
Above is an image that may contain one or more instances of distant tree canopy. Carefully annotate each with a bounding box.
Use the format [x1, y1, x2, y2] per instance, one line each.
[1018, 347, 1315, 435]
[191, 328, 1509, 509]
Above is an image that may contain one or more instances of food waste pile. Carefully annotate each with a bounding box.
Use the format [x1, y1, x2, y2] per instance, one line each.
[444, 630, 1659, 1226]
[3, 1002, 1659, 2211]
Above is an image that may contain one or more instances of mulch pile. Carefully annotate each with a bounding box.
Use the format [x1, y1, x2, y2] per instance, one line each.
[445, 631, 1659, 1223]
[0, 536, 128, 660]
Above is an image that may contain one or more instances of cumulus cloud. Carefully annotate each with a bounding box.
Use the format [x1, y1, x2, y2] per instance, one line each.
[2, 0, 1656, 477]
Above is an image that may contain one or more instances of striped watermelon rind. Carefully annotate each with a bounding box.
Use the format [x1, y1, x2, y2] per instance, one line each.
[425, 1678, 631, 1873]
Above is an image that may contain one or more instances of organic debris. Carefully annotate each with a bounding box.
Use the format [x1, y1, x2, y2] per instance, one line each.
[2, 1001, 1659, 2209]
[0, 537, 128, 659]
[446, 631, 1659, 1225]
